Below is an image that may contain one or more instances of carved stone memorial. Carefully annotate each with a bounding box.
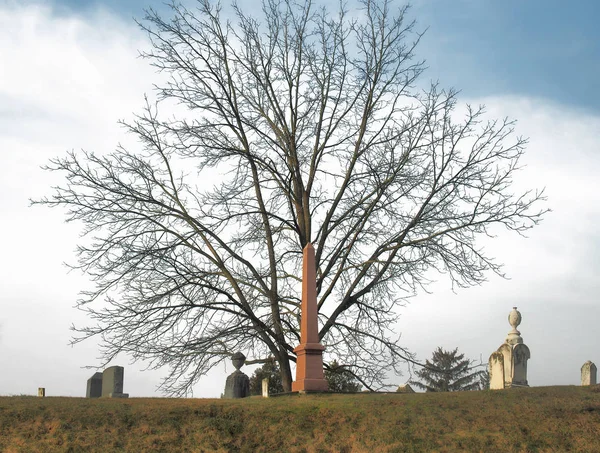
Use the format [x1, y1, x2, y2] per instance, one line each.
[488, 307, 531, 389]
[86, 372, 103, 398]
[102, 366, 129, 398]
[262, 378, 269, 398]
[581, 361, 597, 386]
[291, 243, 328, 392]
[224, 352, 250, 398]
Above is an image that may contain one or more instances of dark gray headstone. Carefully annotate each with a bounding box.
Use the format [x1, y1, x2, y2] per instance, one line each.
[224, 371, 250, 398]
[223, 352, 250, 398]
[102, 366, 128, 397]
[86, 372, 103, 398]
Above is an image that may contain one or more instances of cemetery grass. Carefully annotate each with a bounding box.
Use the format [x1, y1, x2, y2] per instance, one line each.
[1, 385, 600, 452]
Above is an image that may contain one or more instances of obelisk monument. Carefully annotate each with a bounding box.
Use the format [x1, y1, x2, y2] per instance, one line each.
[292, 243, 328, 392]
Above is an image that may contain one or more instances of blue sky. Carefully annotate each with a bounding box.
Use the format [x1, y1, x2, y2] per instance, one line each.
[1, 0, 600, 397]
[33, 0, 600, 113]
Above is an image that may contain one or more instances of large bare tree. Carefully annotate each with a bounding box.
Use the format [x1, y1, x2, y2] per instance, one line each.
[35, 0, 547, 395]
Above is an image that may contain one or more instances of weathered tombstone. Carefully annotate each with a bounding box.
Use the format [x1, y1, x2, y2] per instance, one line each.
[262, 378, 269, 398]
[102, 366, 129, 398]
[581, 361, 597, 386]
[488, 307, 531, 389]
[223, 352, 250, 398]
[86, 372, 103, 398]
[38, 388, 45, 397]
[512, 343, 531, 386]
[497, 343, 513, 386]
[291, 243, 328, 392]
[488, 351, 505, 390]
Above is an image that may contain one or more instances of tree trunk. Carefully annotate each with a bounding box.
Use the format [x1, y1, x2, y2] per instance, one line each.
[278, 354, 293, 392]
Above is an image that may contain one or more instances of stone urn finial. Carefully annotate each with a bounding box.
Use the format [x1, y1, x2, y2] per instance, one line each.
[231, 352, 246, 371]
[506, 307, 523, 345]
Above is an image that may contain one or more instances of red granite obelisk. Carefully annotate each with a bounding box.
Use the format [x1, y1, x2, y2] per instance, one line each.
[292, 243, 328, 392]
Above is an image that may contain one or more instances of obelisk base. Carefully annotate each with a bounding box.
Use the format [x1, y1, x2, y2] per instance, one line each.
[292, 343, 328, 392]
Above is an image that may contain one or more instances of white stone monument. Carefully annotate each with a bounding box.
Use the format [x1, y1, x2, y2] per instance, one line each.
[488, 307, 531, 389]
[581, 361, 597, 386]
[488, 351, 505, 390]
[262, 378, 269, 398]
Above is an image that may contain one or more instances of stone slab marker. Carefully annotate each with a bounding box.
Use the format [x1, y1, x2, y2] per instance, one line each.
[292, 243, 328, 392]
[496, 343, 513, 386]
[102, 366, 129, 398]
[86, 372, 103, 398]
[262, 378, 269, 398]
[581, 361, 597, 386]
[512, 344, 531, 386]
[38, 388, 45, 397]
[488, 351, 505, 390]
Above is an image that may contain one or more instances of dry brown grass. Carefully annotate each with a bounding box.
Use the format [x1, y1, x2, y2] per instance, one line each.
[1, 385, 600, 452]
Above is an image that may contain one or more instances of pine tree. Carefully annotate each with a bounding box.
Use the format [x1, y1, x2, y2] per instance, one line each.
[249, 358, 284, 396]
[479, 369, 491, 390]
[325, 361, 362, 392]
[411, 347, 484, 392]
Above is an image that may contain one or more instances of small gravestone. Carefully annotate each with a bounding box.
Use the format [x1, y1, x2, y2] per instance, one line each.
[102, 366, 129, 398]
[581, 361, 597, 386]
[224, 352, 250, 398]
[86, 372, 103, 398]
[38, 388, 45, 397]
[262, 378, 269, 398]
[489, 351, 505, 390]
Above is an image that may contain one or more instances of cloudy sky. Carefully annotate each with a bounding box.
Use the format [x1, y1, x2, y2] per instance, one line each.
[1, 0, 599, 397]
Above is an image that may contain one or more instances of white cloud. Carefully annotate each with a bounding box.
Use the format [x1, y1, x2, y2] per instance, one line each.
[1, 2, 599, 397]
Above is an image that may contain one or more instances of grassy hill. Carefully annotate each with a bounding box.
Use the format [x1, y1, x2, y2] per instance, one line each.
[1, 385, 600, 452]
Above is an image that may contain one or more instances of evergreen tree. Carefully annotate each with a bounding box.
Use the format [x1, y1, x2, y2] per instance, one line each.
[479, 369, 491, 390]
[325, 361, 362, 393]
[249, 358, 284, 396]
[411, 347, 484, 392]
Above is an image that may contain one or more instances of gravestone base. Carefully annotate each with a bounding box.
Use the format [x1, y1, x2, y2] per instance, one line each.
[108, 392, 130, 398]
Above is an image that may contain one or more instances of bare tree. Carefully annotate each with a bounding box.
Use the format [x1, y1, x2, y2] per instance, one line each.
[34, 0, 547, 395]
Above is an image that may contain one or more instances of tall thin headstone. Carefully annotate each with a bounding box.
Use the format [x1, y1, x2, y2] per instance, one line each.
[291, 243, 328, 392]
[38, 388, 45, 397]
[581, 361, 597, 386]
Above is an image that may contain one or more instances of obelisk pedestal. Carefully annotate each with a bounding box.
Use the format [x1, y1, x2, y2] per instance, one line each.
[292, 243, 328, 392]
